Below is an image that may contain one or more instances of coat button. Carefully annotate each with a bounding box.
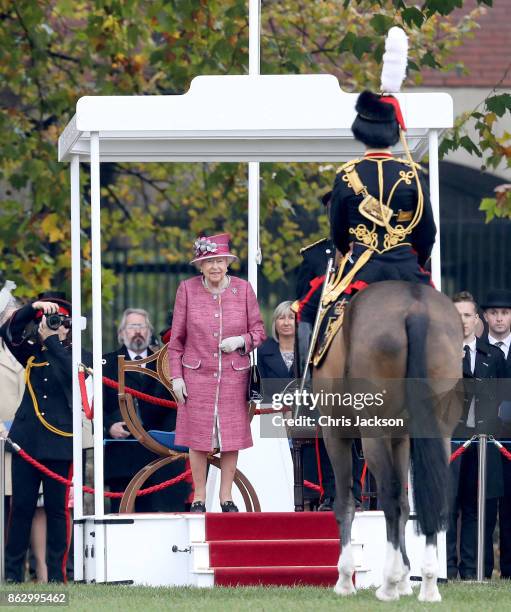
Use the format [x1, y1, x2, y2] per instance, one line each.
[213, 372, 217, 378]
[43, 395, 48, 399]
[213, 353, 218, 357]
[43, 378, 48, 382]
[213, 295, 218, 300]
[213, 332, 218, 337]
[41, 412, 45, 416]
[214, 313, 219, 318]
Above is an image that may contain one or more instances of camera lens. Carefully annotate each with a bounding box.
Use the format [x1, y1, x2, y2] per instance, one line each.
[46, 313, 63, 330]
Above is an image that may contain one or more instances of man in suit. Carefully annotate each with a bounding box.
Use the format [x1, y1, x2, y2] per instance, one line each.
[103, 308, 189, 512]
[0, 292, 80, 583]
[481, 289, 511, 579]
[448, 291, 507, 579]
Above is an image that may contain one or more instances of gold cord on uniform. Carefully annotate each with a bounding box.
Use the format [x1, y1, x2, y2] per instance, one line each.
[25, 356, 73, 438]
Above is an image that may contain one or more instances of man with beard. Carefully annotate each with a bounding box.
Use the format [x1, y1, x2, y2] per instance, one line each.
[103, 308, 189, 512]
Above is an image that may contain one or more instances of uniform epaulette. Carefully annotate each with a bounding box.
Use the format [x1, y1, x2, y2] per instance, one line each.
[300, 237, 328, 254]
[394, 157, 423, 171]
[336, 158, 362, 174]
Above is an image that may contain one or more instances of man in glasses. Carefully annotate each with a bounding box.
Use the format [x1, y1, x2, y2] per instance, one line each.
[103, 308, 189, 512]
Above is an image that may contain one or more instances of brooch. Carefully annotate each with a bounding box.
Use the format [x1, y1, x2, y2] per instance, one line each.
[232, 287, 238, 295]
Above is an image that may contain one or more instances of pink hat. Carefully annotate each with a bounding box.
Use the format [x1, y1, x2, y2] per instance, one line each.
[190, 233, 238, 265]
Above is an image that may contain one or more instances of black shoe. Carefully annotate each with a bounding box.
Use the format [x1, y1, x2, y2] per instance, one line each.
[220, 501, 239, 513]
[318, 496, 334, 511]
[190, 501, 206, 513]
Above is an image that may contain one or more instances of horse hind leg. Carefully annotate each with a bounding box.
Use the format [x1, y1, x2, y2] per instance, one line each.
[323, 435, 357, 596]
[369, 443, 404, 602]
[418, 533, 442, 603]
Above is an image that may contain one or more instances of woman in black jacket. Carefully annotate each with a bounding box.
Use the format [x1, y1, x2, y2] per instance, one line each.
[258, 301, 295, 380]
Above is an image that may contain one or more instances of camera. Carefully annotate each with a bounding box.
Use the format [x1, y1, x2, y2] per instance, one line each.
[46, 313, 72, 330]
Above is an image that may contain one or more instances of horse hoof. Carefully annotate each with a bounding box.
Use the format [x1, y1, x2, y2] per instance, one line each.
[398, 576, 413, 596]
[375, 585, 399, 602]
[418, 587, 442, 603]
[334, 580, 356, 596]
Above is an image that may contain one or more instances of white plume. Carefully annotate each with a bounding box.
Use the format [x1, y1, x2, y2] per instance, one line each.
[380, 27, 408, 93]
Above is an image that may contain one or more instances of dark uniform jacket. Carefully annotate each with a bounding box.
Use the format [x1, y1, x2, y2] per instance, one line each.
[258, 338, 294, 380]
[295, 238, 335, 300]
[0, 303, 88, 461]
[295, 238, 335, 325]
[330, 157, 436, 271]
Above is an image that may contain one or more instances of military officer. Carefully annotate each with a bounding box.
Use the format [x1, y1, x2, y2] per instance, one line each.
[1, 292, 81, 583]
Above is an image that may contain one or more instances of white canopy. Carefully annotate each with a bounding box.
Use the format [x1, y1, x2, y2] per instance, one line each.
[59, 74, 453, 163]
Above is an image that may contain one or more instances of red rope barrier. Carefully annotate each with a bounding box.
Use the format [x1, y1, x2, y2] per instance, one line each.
[102, 376, 177, 409]
[13, 444, 190, 498]
[449, 437, 475, 463]
[304, 480, 321, 492]
[491, 438, 511, 461]
[78, 368, 93, 420]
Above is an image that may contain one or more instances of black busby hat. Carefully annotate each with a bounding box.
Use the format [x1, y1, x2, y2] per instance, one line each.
[320, 190, 332, 207]
[37, 291, 72, 313]
[481, 289, 511, 310]
[351, 91, 400, 148]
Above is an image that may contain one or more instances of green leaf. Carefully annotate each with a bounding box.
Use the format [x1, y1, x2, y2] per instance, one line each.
[352, 37, 373, 60]
[486, 93, 511, 118]
[402, 7, 425, 28]
[369, 15, 394, 35]
[338, 31, 356, 53]
[421, 51, 440, 69]
[459, 135, 482, 157]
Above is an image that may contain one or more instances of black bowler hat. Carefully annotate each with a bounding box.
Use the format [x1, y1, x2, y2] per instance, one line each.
[37, 291, 72, 313]
[319, 191, 332, 207]
[481, 289, 511, 310]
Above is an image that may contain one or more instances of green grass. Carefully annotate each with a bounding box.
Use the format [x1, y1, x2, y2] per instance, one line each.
[1, 582, 511, 612]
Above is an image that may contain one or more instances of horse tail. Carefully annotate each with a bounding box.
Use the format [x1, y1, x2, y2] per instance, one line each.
[405, 298, 448, 536]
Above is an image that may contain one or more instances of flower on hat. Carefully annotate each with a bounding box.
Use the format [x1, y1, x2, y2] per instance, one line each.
[194, 237, 218, 257]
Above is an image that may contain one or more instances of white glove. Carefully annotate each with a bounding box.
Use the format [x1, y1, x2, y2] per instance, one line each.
[172, 377, 188, 404]
[219, 336, 245, 353]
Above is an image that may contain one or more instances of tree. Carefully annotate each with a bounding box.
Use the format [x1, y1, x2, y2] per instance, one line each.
[0, 0, 500, 303]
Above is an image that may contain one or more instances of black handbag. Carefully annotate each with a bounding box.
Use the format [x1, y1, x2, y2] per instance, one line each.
[247, 332, 263, 403]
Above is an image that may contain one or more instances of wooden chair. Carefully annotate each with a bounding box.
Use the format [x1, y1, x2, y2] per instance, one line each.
[116, 345, 260, 512]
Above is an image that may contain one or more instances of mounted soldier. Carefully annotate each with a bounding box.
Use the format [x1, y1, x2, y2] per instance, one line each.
[312, 27, 463, 603]
[314, 79, 437, 367]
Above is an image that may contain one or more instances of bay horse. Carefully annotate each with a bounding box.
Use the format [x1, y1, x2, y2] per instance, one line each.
[313, 280, 463, 603]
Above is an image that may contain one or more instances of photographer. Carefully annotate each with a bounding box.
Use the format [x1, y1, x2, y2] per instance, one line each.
[0, 292, 77, 583]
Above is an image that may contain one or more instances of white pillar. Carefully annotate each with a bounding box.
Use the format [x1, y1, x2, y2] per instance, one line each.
[428, 129, 442, 290]
[248, 0, 261, 293]
[90, 132, 106, 582]
[70, 155, 84, 581]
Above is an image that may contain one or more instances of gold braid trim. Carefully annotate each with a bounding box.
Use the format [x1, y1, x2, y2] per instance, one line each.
[25, 356, 73, 438]
[322, 248, 373, 307]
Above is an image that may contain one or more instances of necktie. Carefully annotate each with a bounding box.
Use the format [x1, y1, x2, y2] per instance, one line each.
[132, 355, 143, 419]
[463, 344, 472, 377]
[495, 341, 504, 348]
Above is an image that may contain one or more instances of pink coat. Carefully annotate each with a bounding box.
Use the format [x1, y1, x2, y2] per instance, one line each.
[168, 275, 266, 451]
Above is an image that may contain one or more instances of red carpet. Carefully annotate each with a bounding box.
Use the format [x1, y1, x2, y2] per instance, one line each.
[205, 512, 341, 587]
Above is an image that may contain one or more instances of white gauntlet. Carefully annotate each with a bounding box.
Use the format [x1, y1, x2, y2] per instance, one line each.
[219, 336, 245, 354]
[172, 377, 188, 404]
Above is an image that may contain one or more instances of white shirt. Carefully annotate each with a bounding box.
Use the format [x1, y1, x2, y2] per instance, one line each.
[463, 338, 477, 428]
[127, 349, 148, 366]
[488, 333, 511, 360]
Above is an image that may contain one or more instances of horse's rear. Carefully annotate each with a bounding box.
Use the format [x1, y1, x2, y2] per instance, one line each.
[315, 280, 462, 602]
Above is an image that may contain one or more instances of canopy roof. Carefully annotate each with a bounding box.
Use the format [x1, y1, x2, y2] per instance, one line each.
[58, 74, 453, 163]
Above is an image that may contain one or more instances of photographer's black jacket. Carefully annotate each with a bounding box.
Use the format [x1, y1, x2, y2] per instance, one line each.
[0, 303, 88, 461]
